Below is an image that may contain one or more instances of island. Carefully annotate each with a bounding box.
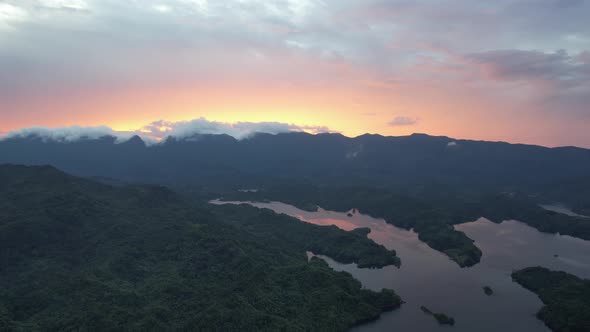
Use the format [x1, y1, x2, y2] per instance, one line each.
[483, 286, 494, 296]
[221, 185, 484, 267]
[420, 306, 456, 326]
[221, 183, 590, 268]
[212, 206, 401, 269]
[512, 267, 590, 332]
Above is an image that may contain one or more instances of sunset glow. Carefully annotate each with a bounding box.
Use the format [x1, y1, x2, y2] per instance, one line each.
[1, 1, 589, 147]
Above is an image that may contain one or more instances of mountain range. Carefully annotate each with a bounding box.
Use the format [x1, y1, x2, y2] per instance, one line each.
[1, 132, 589, 189]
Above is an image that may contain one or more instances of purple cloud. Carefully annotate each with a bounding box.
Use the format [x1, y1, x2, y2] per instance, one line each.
[465, 49, 590, 117]
[389, 116, 418, 126]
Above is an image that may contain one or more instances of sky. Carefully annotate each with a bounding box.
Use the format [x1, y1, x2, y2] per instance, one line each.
[0, 0, 589, 147]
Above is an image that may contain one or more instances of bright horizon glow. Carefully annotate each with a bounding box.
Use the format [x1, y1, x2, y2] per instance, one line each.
[0, 115, 586, 149]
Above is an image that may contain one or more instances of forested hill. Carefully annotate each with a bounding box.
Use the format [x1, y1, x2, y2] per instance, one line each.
[0, 165, 401, 331]
[512, 267, 590, 332]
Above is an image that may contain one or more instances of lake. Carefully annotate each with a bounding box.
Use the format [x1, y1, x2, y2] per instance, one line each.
[211, 200, 590, 332]
[540, 203, 589, 218]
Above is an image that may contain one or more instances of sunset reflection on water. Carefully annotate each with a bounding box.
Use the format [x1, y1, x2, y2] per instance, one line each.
[211, 199, 590, 332]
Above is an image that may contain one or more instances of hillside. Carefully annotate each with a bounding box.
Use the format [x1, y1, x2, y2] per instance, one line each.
[512, 267, 590, 332]
[0, 165, 401, 331]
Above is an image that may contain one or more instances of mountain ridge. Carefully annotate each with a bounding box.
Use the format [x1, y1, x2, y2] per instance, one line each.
[2, 131, 589, 150]
[2, 131, 589, 189]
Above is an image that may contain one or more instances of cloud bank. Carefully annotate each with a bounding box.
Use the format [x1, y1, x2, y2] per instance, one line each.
[3, 125, 128, 142]
[464, 49, 590, 116]
[140, 118, 332, 140]
[1, 118, 333, 143]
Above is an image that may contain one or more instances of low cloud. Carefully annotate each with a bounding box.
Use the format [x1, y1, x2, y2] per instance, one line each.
[2, 125, 130, 143]
[388, 116, 418, 126]
[140, 117, 332, 140]
[1, 118, 333, 143]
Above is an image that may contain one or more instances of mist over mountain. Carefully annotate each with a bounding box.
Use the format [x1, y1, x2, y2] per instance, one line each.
[1, 132, 589, 188]
[0, 118, 332, 143]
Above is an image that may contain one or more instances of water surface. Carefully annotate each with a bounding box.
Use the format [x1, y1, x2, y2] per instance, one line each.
[540, 203, 589, 218]
[211, 200, 590, 332]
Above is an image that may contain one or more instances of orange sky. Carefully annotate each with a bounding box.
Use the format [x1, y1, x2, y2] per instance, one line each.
[2, 79, 588, 147]
[3, 74, 586, 147]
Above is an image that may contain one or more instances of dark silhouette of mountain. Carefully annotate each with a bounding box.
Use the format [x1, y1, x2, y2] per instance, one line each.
[1, 132, 589, 188]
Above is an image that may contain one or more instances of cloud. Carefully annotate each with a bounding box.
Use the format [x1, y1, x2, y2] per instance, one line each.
[388, 116, 418, 126]
[2, 125, 129, 143]
[447, 141, 459, 148]
[466, 49, 588, 83]
[465, 49, 590, 117]
[0, 3, 28, 29]
[152, 4, 172, 13]
[37, 0, 89, 11]
[0, 1, 589, 147]
[140, 117, 332, 140]
[1, 118, 333, 143]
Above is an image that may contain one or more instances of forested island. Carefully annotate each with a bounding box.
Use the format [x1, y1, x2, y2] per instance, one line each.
[220, 185, 590, 267]
[0, 165, 401, 331]
[420, 306, 455, 326]
[209, 204, 400, 269]
[512, 267, 590, 332]
[218, 186, 482, 267]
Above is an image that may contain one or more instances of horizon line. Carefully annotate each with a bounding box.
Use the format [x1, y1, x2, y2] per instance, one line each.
[1, 123, 588, 151]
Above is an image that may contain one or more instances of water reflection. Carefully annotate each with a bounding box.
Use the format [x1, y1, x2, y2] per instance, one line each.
[540, 203, 589, 218]
[456, 219, 590, 278]
[211, 200, 590, 332]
